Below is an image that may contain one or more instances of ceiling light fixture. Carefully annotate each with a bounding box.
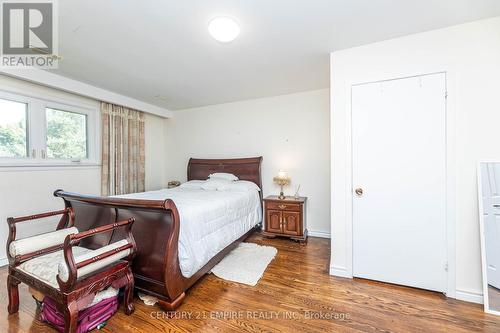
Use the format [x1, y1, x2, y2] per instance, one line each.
[208, 17, 240, 43]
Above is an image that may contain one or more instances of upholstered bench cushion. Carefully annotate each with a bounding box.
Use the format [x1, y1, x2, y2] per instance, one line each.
[9, 227, 79, 257]
[18, 247, 119, 308]
[18, 246, 90, 288]
[17, 239, 130, 290]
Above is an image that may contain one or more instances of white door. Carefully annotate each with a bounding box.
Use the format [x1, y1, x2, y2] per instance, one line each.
[352, 73, 447, 292]
[480, 163, 500, 289]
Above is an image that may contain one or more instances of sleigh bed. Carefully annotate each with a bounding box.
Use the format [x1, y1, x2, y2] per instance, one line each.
[54, 156, 263, 310]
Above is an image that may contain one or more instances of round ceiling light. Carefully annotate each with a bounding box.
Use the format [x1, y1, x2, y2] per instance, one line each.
[208, 17, 240, 43]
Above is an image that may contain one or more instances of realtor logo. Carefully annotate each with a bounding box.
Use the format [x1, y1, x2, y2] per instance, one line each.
[1, 0, 58, 68]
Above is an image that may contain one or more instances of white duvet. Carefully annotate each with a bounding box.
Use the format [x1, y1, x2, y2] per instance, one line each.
[117, 187, 262, 278]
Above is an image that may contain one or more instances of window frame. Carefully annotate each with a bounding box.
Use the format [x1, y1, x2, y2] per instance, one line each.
[0, 89, 100, 167]
[0, 90, 32, 162]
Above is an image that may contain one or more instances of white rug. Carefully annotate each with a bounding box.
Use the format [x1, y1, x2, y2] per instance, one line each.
[211, 242, 278, 286]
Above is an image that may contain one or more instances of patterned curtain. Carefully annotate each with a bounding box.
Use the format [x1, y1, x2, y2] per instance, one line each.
[101, 102, 145, 196]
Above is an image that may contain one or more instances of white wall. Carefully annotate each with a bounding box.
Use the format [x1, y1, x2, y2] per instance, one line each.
[330, 16, 500, 302]
[145, 113, 167, 190]
[0, 75, 167, 264]
[165, 89, 331, 237]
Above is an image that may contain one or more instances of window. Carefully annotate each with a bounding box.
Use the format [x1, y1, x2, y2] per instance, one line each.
[0, 90, 99, 167]
[0, 99, 28, 158]
[46, 108, 88, 160]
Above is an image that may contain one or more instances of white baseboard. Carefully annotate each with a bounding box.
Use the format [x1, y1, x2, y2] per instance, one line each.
[0, 257, 8, 267]
[329, 265, 352, 278]
[308, 230, 330, 238]
[455, 289, 483, 304]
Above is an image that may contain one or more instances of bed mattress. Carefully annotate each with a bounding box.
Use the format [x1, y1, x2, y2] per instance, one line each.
[117, 187, 262, 278]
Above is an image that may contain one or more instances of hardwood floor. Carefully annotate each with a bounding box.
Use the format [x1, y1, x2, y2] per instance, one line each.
[2, 233, 500, 332]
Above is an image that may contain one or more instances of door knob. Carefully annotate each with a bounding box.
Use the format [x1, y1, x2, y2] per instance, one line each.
[355, 188, 363, 196]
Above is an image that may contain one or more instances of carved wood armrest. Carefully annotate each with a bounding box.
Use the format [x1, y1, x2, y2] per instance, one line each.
[57, 218, 136, 291]
[6, 208, 75, 265]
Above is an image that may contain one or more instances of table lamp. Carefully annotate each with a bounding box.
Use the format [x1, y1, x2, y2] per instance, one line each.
[273, 170, 290, 200]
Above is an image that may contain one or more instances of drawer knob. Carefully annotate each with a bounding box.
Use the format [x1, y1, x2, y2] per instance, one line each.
[278, 204, 287, 209]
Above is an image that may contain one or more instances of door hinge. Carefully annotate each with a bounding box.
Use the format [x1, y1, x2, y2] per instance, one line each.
[445, 91, 448, 99]
[444, 262, 449, 272]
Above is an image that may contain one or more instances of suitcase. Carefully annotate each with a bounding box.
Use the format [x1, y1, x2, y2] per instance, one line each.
[40, 295, 118, 333]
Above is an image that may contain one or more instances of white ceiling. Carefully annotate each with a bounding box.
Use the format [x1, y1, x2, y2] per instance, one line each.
[52, 0, 500, 110]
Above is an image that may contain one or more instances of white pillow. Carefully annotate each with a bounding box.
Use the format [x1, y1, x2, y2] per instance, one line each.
[179, 180, 206, 189]
[218, 180, 261, 192]
[208, 173, 239, 181]
[201, 178, 232, 191]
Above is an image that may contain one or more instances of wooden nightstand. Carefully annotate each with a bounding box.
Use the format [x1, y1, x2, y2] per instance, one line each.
[262, 195, 307, 242]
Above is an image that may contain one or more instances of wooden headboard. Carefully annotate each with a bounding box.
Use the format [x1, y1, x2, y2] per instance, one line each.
[187, 157, 263, 196]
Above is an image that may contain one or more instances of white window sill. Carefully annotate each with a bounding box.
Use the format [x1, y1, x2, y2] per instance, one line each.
[0, 163, 101, 172]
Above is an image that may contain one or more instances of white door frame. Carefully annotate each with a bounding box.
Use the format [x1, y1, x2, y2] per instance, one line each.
[340, 71, 457, 298]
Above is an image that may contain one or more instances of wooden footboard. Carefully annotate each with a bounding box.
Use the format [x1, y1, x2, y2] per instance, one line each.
[54, 190, 260, 309]
[53, 190, 188, 308]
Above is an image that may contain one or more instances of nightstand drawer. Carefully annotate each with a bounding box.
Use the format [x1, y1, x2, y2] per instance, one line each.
[265, 201, 301, 211]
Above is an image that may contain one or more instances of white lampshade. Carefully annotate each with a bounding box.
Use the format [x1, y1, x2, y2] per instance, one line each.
[277, 170, 288, 179]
